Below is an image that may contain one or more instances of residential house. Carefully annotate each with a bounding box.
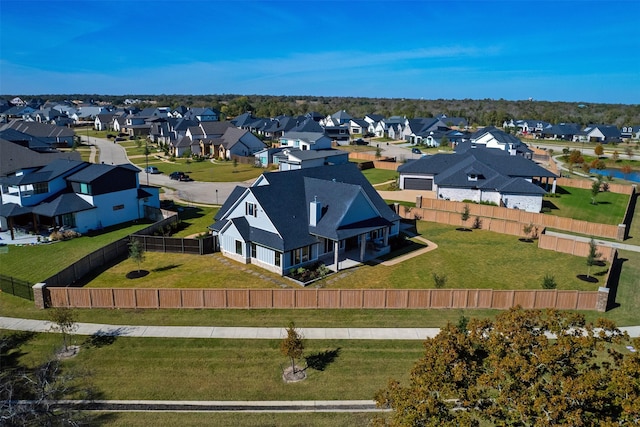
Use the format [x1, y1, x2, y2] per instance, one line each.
[0, 120, 74, 147]
[403, 117, 448, 144]
[216, 127, 266, 160]
[95, 113, 117, 131]
[321, 110, 352, 127]
[183, 107, 219, 122]
[437, 114, 468, 129]
[375, 116, 404, 138]
[539, 123, 582, 141]
[397, 147, 556, 213]
[468, 126, 532, 158]
[573, 125, 622, 143]
[620, 125, 640, 141]
[209, 163, 401, 277]
[279, 131, 332, 151]
[274, 148, 349, 171]
[0, 138, 82, 178]
[0, 159, 160, 235]
[349, 118, 370, 135]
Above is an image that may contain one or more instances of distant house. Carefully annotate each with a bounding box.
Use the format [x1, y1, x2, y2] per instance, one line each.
[403, 117, 448, 144]
[321, 110, 352, 127]
[0, 120, 74, 147]
[573, 125, 622, 143]
[216, 128, 266, 160]
[274, 148, 349, 171]
[209, 163, 401, 277]
[0, 138, 81, 177]
[349, 119, 370, 135]
[467, 126, 532, 158]
[95, 113, 117, 131]
[0, 159, 160, 235]
[183, 107, 219, 122]
[279, 131, 332, 151]
[398, 147, 556, 213]
[539, 123, 581, 141]
[621, 125, 640, 140]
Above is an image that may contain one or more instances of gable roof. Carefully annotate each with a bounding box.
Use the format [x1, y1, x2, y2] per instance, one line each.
[31, 193, 96, 217]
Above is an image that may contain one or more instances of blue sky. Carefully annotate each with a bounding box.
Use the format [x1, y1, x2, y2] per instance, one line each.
[1, 0, 638, 104]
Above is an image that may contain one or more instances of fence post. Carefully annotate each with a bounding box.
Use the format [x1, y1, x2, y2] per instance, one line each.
[596, 287, 610, 312]
[32, 283, 47, 309]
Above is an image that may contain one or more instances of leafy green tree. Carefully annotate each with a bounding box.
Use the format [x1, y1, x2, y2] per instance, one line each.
[460, 204, 470, 230]
[590, 177, 602, 205]
[586, 238, 601, 279]
[128, 239, 145, 273]
[375, 308, 639, 426]
[280, 321, 304, 375]
[594, 143, 604, 157]
[432, 273, 447, 289]
[568, 149, 584, 165]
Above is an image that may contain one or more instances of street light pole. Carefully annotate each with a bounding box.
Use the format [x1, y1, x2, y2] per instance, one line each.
[216, 189, 218, 205]
[145, 138, 149, 186]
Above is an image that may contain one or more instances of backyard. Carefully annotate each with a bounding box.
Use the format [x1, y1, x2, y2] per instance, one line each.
[542, 185, 630, 224]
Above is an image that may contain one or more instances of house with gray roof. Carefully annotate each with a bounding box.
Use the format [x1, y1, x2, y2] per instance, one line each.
[468, 126, 532, 158]
[279, 131, 332, 151]
[573, 124, 622, 143]
[273, 148, 349, 171]
[539, 123, 582, 141]
[0, 159, 159, 236]
[398, 147, 556, 213]
[0, 138, 81, 177]
[0, 120, 74, 147]
[209, 163, 401, 277]
[321, 110, 353, 127]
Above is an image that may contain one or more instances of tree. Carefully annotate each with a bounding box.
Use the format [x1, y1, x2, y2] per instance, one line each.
[48, 307, 77, 352]
[625, 146, 634, 159]
[374, 308, 639, 426]
[612, 150, 620, 161]
[128, 239, 145, 273]
[621, 164, 633, 179]
[594, 143, 604, 157]
[460, 204, 470, 230]
[590, 176, 602, 205]
[522, 223, 533, 241]
[568, 149, 584, 165]
[280, 321, 304, 376]
[375, 147, 382, 159]
[432, 273, 447, 289]
[542, 273, 557, 289]
[586, 238, 601, 279]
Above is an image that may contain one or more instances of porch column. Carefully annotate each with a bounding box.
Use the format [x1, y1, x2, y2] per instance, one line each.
[359, 234, 366, 262]
[334, 240, 340, 271]
[383, 227, 389, 246]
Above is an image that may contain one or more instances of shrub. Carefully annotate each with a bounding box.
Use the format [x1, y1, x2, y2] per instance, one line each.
[472, 216, 482, 229]
[542, 274, 557, 289]
[433, 273, 447, 289]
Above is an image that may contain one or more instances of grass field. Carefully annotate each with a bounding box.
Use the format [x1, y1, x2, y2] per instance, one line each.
[543, 186, 629, 224]
[360, 168, 398, 185]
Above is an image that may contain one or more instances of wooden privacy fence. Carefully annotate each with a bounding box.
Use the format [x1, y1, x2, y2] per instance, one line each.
[556, 178, 635, 195]
[44, 287, 605, 311]
[409, 199, 625, 240]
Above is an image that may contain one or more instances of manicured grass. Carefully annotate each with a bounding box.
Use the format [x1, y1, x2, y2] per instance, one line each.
[6, 331, 421, 401]
[171, 205, 218, 237]
[0, 221, 152, 283]
[360, 168, 398, 185]
[543, 186, 629, 224]
[330, 222, 605, 292]
[97, 412, 377, 427]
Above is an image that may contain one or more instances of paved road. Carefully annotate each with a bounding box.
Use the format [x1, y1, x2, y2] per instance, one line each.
[84, 135, 245, 206]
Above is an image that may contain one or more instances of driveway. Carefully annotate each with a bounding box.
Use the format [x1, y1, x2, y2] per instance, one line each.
[85, 136, 246, 205]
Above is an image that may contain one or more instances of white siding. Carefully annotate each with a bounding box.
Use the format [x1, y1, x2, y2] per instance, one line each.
[502, 194, 542, 213]
[224, 192, 278, 234]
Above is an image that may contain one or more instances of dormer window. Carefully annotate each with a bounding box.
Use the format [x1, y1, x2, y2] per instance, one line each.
[468, 174, 478, 182]
[245, 202, 257, 217]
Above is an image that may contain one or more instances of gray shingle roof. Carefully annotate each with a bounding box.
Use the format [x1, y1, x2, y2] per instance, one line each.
[31, 193, 95, 217]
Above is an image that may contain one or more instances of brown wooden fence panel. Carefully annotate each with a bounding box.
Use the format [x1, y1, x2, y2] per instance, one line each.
[135, 289, 159, 308]
[363, 290, 386, 308]
[67, 288, 91, 308]
[513, 291, 536, 309]
[386, 290, 409, 308]
[534, 290, 557, 308]
[113, 289, 136, 308]
[407, 290, 430, 308]
[158, 289, 182, 308]
[317, 289, 341, 308]
[203, 289, 226, 308]
[577, 292, 599, 310]
[48, 288, 69, 307]
[556, 291, 579, 309]
[90, 289, 114, 308]
[249, 289, 272, 308]
[451, 289, 469, 308]
[273, 289, 295, 308]
[476, 290, 494, 308]
[226, 289, 249, 308]
[341, 290, 364, 308]
[492, 291, 514, 309]
[295, 289, 317, 308]
[181, 289, 204, 308]
[430, 290, 451, 308]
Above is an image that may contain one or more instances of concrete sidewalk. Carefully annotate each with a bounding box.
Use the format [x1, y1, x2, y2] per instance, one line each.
[2, 316, 639, 339]
[0, 316, 441, 340]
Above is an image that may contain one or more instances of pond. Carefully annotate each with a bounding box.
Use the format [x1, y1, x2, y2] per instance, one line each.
[590, 168, 640, 183]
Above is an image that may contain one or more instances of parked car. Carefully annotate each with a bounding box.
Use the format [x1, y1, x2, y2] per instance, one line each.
[178, 174, 192, 182]
[169, 171, 186, 180]
[144, 166, 160, 174]
[411, 147, 422, 154]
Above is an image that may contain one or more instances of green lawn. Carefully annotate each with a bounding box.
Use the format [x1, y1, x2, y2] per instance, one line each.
[0, 221, 152, 283]
[171, 205, 218, 237]
[543, 186, 629, 224]
[5, 331, 421, 402]
[360, 168, 398, 185]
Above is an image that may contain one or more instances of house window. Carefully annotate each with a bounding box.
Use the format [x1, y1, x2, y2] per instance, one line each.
[235, 240, 243, 255]
[275, 252, 281, 267]
[301, 245, 310, 262]
[113, 204, 124, 211]
[246, 202, 257, 217]
[33, 182, 48, 194]
[291, 245, 311, 265]
[79, 182, 92, 195]
[251, 243, 257, 258]
[61, 213, 76, 227]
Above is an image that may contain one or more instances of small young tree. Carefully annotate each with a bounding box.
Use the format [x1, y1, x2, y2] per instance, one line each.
[612, 150, 620, 162]
[460, 204, 470, 230]
[472, 216, 482, 229]
[49, 307, 77, 352]
[590, 177, 602, 205]
[280, 321, 304, 375]
[375, 147, 382, 159]
[625, 146, 634, 159]
[232, 157, 239, 172]
[433, 273, 447, 289]
[523, 223, 533, 241]
[586, 238, 601, 279]
[128, 239, 145, 273]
